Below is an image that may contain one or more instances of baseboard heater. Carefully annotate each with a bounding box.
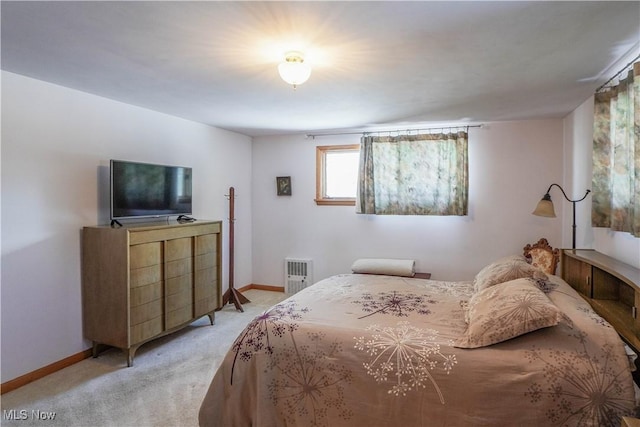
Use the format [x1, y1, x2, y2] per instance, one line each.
[284, 258, 313, 295]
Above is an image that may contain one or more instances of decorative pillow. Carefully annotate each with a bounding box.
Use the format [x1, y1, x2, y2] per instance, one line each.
[496, 254, 528, 263]
[474, 255, 548, 293]
[351, 258, 415, 277]
[456, 278, 561, 349]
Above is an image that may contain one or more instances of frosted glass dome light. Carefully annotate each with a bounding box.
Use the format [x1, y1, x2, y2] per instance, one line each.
[278, 51, 311, 89]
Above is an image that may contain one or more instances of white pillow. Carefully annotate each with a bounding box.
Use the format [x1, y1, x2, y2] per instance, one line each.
[351, 258, 416, 277]
[456, 278, 561, 348]
[474, 255, 548, 293]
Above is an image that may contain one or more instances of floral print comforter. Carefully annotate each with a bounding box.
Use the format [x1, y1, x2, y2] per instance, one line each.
[199, 274, 635, 426]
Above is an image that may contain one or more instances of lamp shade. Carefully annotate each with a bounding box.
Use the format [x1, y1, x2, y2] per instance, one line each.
[278, 51, 311, 88]
[532, 194, 556, 217]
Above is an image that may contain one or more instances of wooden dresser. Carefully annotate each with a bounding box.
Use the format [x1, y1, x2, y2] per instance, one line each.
[81, 220, 222, 366]
[561, 249, 640, 353]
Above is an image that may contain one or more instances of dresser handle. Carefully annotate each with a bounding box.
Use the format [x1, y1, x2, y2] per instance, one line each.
[633, 306, 637, 319]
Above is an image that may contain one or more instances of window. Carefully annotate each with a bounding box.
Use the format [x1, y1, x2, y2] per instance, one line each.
[315, 144, 360, 206]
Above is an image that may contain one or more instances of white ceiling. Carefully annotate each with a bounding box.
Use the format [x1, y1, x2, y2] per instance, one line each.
[2, 1, 639, 137]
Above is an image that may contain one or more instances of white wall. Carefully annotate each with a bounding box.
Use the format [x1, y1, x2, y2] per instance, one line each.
[0, 71, 253, 382]
[251, 120, 564, 286]
[564, 96, 640, 268]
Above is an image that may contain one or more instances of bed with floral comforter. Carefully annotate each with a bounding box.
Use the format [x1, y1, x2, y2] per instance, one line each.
[199, 257, 636, 427]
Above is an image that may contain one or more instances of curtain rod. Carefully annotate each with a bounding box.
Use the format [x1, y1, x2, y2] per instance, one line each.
[306, 124, 483, 139]
[596, 53, 640, 92]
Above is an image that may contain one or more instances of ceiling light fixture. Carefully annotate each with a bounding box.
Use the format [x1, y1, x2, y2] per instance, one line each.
[278, 51, 311, 89]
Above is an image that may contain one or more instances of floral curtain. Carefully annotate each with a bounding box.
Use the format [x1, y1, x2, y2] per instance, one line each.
[356, 131, 468, 215]
[592, 61, 640, 237]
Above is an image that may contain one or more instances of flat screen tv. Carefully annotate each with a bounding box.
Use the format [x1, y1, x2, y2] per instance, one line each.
[110, 160, 193, 220]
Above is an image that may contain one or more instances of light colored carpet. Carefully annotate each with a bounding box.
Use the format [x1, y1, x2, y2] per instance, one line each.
[1, 290, 287, 427]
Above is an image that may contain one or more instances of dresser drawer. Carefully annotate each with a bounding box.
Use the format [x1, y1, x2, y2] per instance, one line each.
[130, 264, 162, 288]
[129, 242, 162, 270]
[130, 317, 163, 345]
[166, 237, 192, 262]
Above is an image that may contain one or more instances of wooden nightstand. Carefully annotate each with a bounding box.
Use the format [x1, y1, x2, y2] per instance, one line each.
[622, 416, 640, 427]
[414, 272, 431, 279]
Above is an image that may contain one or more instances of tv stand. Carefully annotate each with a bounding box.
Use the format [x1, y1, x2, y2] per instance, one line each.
[110, 219, 122, 227]
[177, 215, 195, 223]
[82, 220, 222, 366]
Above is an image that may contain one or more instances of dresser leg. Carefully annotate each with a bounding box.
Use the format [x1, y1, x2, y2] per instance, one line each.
[92, 341, 100, 358]
[125, 345, 140, 367]
[207, 312, 215, 325]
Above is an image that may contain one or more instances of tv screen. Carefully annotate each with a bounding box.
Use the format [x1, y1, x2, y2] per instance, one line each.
[110, 160, 192, 220]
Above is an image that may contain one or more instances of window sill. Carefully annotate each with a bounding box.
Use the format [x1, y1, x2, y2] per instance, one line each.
[314, 199, 355, 206]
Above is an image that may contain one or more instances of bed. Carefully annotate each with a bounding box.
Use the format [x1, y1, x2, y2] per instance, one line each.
[199, 249, 637, 426]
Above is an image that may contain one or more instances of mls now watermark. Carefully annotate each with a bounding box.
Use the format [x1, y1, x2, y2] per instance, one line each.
[3, 409, 57, 421]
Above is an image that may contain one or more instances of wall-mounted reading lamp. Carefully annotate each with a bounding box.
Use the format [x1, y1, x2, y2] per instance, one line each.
[532, 184, 591, 249]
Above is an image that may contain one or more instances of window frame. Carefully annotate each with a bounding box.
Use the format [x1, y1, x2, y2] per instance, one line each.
[315, 144, 360, 206]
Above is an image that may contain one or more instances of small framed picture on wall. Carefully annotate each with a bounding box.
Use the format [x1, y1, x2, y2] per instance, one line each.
[276, 176, 292, 196]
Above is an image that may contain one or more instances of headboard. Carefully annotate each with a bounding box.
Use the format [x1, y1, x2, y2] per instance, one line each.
[523, 238, 560, 275]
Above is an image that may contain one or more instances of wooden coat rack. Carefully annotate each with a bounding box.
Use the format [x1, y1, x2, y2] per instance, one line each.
[222, 186, 250, 311]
